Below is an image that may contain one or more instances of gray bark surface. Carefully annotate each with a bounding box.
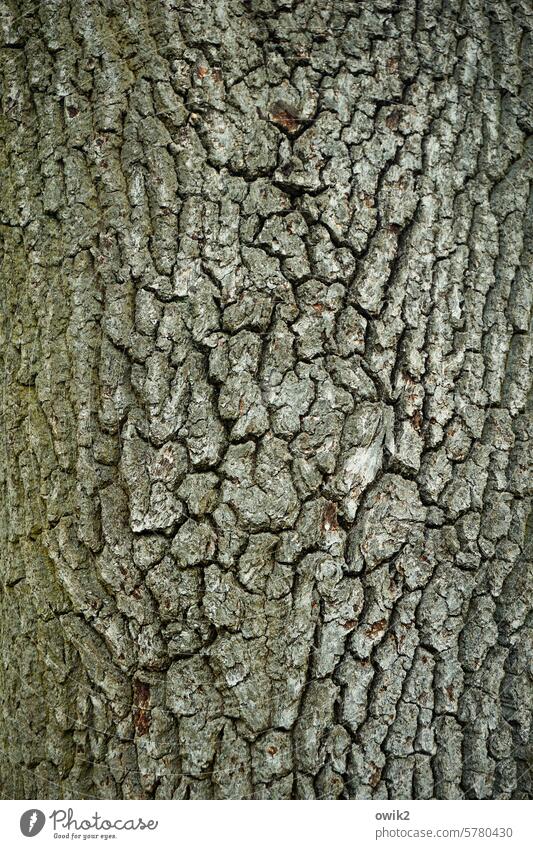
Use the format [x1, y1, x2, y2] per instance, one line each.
[0, 0, 532, 800]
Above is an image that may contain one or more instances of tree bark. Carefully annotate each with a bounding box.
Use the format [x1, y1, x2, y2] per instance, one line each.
[0, 0, 531, 800]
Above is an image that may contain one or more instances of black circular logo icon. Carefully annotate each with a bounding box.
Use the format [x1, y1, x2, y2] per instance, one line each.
[20, 810, 46, 837]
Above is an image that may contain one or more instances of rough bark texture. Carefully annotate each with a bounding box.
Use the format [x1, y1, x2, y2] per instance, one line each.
[0, 0, 532, 801]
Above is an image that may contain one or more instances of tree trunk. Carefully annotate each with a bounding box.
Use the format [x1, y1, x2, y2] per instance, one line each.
[0, 0, 531, 801]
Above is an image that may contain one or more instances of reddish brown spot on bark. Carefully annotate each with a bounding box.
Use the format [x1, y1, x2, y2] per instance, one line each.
[133, 680, 151, 736]
[267, 746, 278, 756]
[197, 66, 209, 78]
[134, 680, 150, 708]
[365, 619, 387, 637]
[395, 633, 405, 651]
[131, 587, 141, 599]
[386, 110, 400, 130]
[322, 501, 339, 532]
[388, 223, 401, 234]
[369, 763, 382, 788]
[343, 619, 357, 630]
[67, 105, 79, 118]
[270, 109, 301, 133]
[412, 410, 423, 432]
[362, 193, 374, 208]
[312, 302, 324, 313]
[387, 57, 399, 73]
[134, 711, 150, 736]
[446, 685, 454, 699]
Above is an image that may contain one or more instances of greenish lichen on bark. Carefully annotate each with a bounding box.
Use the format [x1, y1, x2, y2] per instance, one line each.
[0, 0, 531, 800]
